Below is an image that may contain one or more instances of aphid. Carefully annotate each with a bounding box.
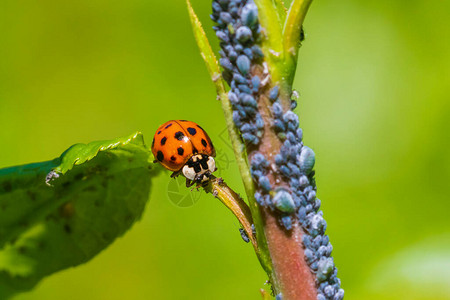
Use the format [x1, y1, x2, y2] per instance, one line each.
[241, 1, 258, 27]
[243, 47, 253, 60]
[255, 114, 264, 130]
[241, 94, 257, 108]
[258, 176, 272, 192]
[219, 12, 233, 24]
[298, 146, 315, 174]
[242, 132, 258, 145]
[274, 154, 285, 165]
[334, 289, 345, 300]
[251, 76, 260, 92]
[219, 57, 233, 71]
[317, 257, 334, 282]
[269, 86, 279, 101]
[216, 30, 229, 43]
[251, 45, 264, 59]
[273, 188, 295, 213]
[283, 111, 299, 127]
[233, 73, 247, 84]
[314, 198, 321, 211]
[239, 228, 250, 243]
[152, 120, 216, 187]
[272, 102, 283, 118]
[238, 84, 252, 95]
[236, 55, 251, 75]
[296, 128, 303, 140]
[279, 165, 291, 177]
[281, 215, 293, 230]
[228, 91, 239, 104]
[236, 26, 252, 42]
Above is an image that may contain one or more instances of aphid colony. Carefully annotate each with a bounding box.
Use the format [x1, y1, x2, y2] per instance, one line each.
[210, 0, 344, 299]
[212, 0, 265, 146]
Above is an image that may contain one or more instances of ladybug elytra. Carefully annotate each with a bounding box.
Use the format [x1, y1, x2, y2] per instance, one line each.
[151, 120, 216, 187]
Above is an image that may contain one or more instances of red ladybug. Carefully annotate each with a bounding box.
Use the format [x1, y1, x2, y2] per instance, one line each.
[151, 120, 216, 186]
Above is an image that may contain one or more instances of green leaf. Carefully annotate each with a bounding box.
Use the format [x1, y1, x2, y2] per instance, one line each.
[0, 132, 155, 298]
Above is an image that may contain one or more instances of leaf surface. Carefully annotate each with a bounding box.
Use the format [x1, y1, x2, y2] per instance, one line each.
[0, 132, 155, 297]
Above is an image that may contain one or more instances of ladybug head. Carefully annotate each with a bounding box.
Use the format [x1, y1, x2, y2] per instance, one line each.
[182, 154, 216, 184]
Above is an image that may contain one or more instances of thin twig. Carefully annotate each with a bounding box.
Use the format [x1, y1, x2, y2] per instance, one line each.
[203, 176, 257, 249]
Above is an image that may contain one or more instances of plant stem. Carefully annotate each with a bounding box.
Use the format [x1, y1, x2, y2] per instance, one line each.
[245, 74, 317, 298]
[216, 85, 274, 276]
[245, 1, 317, 298]
[203, 176, 257, 249]
[283, 0, 313, 87]
[260, 211, 317, 299]
[186, 1, 273, 275]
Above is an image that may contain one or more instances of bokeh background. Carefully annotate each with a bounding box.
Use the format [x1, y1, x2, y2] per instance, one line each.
[1, 0, 449, 299]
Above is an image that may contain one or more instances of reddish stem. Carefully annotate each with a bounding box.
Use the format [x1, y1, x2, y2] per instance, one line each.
[262, 209, 317, 299]
[249, 65, 317, 299]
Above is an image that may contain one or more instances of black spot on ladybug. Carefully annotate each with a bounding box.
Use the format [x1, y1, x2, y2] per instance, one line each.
[201, 138, 208, 147]
[177, 147, 184, 155]
[170, 156, 176, 161]
[157, 151, 164, 162]
[187, 127, 197, 135]
[175, 131, 185, 140]
[161, 137, 167, 145]
[165, 123, 173, 129]
[157, 130, 161, 135]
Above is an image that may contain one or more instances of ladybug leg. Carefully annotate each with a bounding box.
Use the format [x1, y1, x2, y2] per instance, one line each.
[171, 169, 182, 178]
[185, 179, 194, 188]
[201, 181, 209, 188]
[189, 174, 204, 191]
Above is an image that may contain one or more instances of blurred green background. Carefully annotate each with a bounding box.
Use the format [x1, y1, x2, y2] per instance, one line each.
[1, 0, 449, 299]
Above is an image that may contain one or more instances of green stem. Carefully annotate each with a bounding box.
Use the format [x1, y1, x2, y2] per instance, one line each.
[216, 83, 273, 276]
[186, 0, 273, 276]
[203, 176, 257, 250]
[252, 1, 317, 298]
[283, 0, 313, 87]
[255, 0, 286, 99]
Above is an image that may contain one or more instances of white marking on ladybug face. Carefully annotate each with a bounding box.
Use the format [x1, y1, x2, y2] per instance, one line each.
[207, 157, 216, 173]
[182, 155, 216, 183]
[182, 165, 196, 180]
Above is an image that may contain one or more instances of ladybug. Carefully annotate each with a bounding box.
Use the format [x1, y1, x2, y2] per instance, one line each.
[151, 120, 216, 187]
